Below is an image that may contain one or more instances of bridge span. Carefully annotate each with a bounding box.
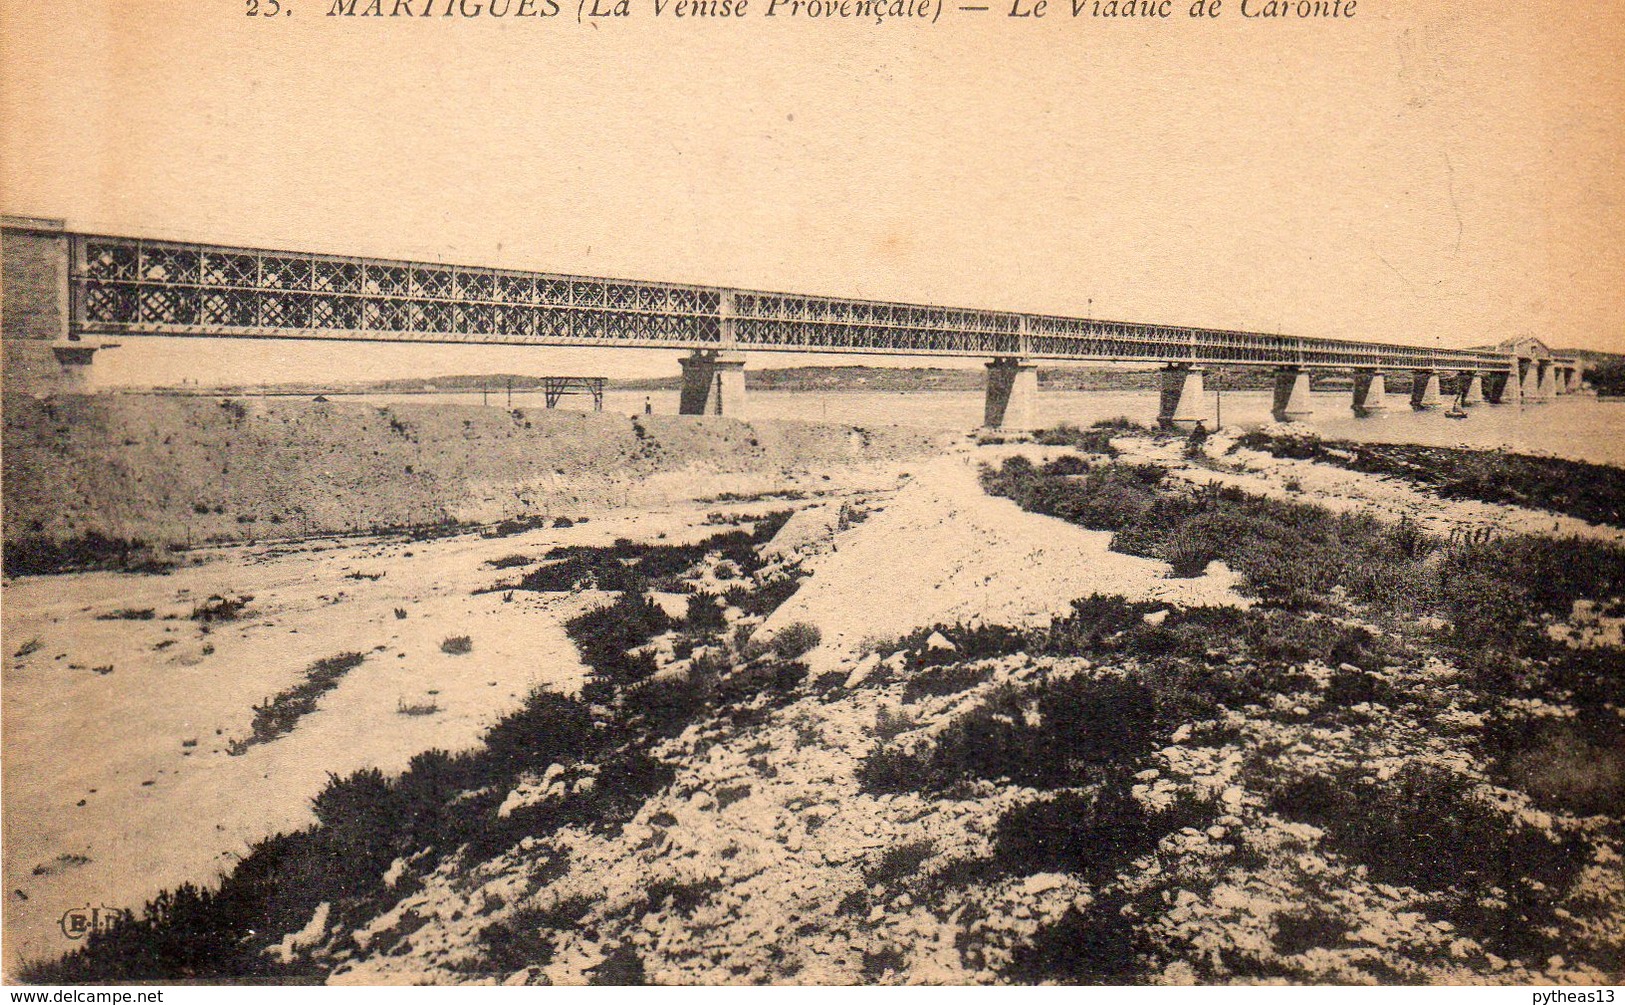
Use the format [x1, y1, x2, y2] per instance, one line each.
[2, 217, 1585, 429]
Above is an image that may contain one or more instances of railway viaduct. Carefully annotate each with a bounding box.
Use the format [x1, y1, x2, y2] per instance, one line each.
[1, 217, 1585, 430]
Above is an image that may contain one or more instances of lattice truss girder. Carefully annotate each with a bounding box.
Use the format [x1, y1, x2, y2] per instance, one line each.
[74, 235, 1516, 369]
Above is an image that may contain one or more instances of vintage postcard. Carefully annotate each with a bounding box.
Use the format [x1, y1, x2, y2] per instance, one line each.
[2, 0, 1622, 989]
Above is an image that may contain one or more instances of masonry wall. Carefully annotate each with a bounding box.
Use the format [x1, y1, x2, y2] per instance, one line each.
[1, 224, 72, 397]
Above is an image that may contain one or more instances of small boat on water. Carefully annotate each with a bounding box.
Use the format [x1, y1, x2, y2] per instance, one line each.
[1445, 389, 1469, 419]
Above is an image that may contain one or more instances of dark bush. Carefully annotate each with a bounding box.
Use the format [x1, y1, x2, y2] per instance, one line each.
[481, 691, 598, 776]
[771, 622, 822, 660]
[1321, 668, 1397, 708]
[233, 652, 366, 753]
[900, 621, 1029, 667]
[565, 592, 673, 678]
[683, 592, 727, 633]
[725, 574, 803, 618]
[992, 781, 1194, 882]
[3, 526, 177, 575]
[1272, 910, 1348, 956]
[901, 662, 994, 704]
[860, 674, 1164, 794]
[1003, 896, 1146, 984]
[1267, 763, 1584, 958]
[1033, 423, 1121, 457]
[622, 670, 717, 736]
[1041, 454, 1093, 476]
[1485, 708, 1625, 818]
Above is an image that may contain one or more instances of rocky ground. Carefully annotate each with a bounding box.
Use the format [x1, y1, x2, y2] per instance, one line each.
[15, 427, 1625, 985]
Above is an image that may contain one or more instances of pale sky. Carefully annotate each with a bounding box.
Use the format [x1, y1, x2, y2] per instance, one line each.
[3, 0, 1621, 385]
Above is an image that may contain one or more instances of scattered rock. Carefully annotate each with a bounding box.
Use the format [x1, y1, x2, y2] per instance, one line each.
[845, 653, 882, 689]
[1021, 873, 1067, 896]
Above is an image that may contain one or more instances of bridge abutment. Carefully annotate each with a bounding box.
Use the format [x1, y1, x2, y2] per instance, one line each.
[1, 216, 115, 396]
[1271, 367, 1313, 421]
[1410, 370, 1442, 410]
[1350, 370, 1388, 416]
[983, 357, 1038, 432]
[678, 350, 748, 417]
[1156, 365, 1206, 430]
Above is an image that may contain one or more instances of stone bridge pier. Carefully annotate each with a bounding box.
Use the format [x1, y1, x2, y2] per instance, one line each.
[983, 357, 1039, 432]
[1271, 367, 1313, 422]
[678, 350, 748, 417]
[1156, 364, 1206, 430]
[1528, 360, 1556, 402]
[1488, 361, 1523, 404]
[1350, 370, 1389, 416]
[1410, 369, 1442, 409]
[1458, 371, 1486, 405]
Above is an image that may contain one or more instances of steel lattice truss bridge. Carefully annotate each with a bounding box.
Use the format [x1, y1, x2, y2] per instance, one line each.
[69, 233, 1527, 372]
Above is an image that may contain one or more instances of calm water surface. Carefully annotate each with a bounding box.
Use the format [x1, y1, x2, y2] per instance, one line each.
[334, 388, 1625, 468]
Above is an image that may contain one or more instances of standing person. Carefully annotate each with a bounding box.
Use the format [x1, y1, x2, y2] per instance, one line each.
[644, 396, 653, 415]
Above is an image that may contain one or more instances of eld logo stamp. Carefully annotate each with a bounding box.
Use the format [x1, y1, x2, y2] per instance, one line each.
[58, 905, 130, 941]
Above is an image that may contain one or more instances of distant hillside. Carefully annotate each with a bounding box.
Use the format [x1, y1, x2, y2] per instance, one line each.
[615, 365, 1285, 393]
[189, 374, 558, 397]
[153, 361, 1481, 399]
[1553, 349, 1625, 366]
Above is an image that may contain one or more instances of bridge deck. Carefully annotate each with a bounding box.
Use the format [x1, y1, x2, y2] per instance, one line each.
[68, 233, 1540, 371]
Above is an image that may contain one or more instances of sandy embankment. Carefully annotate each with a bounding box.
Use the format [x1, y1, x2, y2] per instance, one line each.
[2, 394, 949, 549]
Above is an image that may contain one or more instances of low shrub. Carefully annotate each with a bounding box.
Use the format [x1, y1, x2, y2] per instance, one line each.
[1485, 708, 1625, 818]
[1040, 454, 1092, 476]
[231, 652, 366, 753]
[566, 592, 673, 679]
[96, 608, 156, 621]
[1003, 895, 1146, 984]
[3, 533, 176, 577]
[898, 621, 1029, 667]
[1266, 763, 1584, 959]
[725, 573, 803, 618]
[1033, 424, 1121, 457]
[860, 675, 1165, 794]
[991, 779, 1200, 882]
[622, 669, 717, 736]
[862, 839, 936, 888]
[192, 594, 252, 624]
[900, 662, 994, 704]
[771, 622, 822, 660]
[683, 592, 727, 633]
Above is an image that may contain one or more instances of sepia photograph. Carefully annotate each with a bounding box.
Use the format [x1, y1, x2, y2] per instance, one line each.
[2, 0, 1622, 989]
